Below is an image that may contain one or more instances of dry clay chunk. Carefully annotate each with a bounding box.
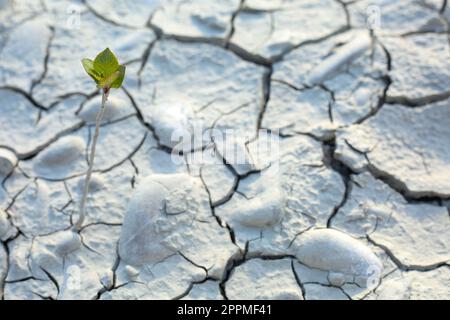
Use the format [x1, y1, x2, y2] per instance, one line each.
[78, 94, 134, 125]
[152, 0, 239, 38]
[0, 89, 82, 158]
[369, 267, 450, 300]
[232, 0, 347, 58]
[343, 100, 450, 198]
[33, 136, 86, 179]
[216, 172, 285, 230]
[119, 174, 201, 266]
[150, 104, 199, 150]
[0, 209, 15, 241]
[226, 258, 303, 300]
[0, 148, 17, 176]
[383, 34, 450, 103]
[291, 228, 382, 287]
[349, 0, 445, 35]
[118, 171, 238, 280]
[0, 17, 51, 90]
[35, 136, 84, 167]
[182, 280, 223, 300]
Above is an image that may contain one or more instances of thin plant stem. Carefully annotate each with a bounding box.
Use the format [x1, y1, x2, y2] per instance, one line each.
[75, 90, 109, 231]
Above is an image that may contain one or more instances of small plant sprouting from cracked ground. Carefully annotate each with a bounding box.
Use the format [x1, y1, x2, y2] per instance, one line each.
[77, 48, 126, 231]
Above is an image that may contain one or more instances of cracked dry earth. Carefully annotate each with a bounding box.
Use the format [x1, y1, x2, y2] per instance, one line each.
[0, 0, 449, 301]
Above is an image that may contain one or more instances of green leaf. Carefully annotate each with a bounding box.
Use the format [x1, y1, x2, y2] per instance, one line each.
[81, 58, 101, 84]
[82, 48, 125, 90]
[93, 48, 119, 77]
[110, 65, 126, 88]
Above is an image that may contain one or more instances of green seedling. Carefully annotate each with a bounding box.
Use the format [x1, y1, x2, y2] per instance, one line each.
[76, 48, 126, 231]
